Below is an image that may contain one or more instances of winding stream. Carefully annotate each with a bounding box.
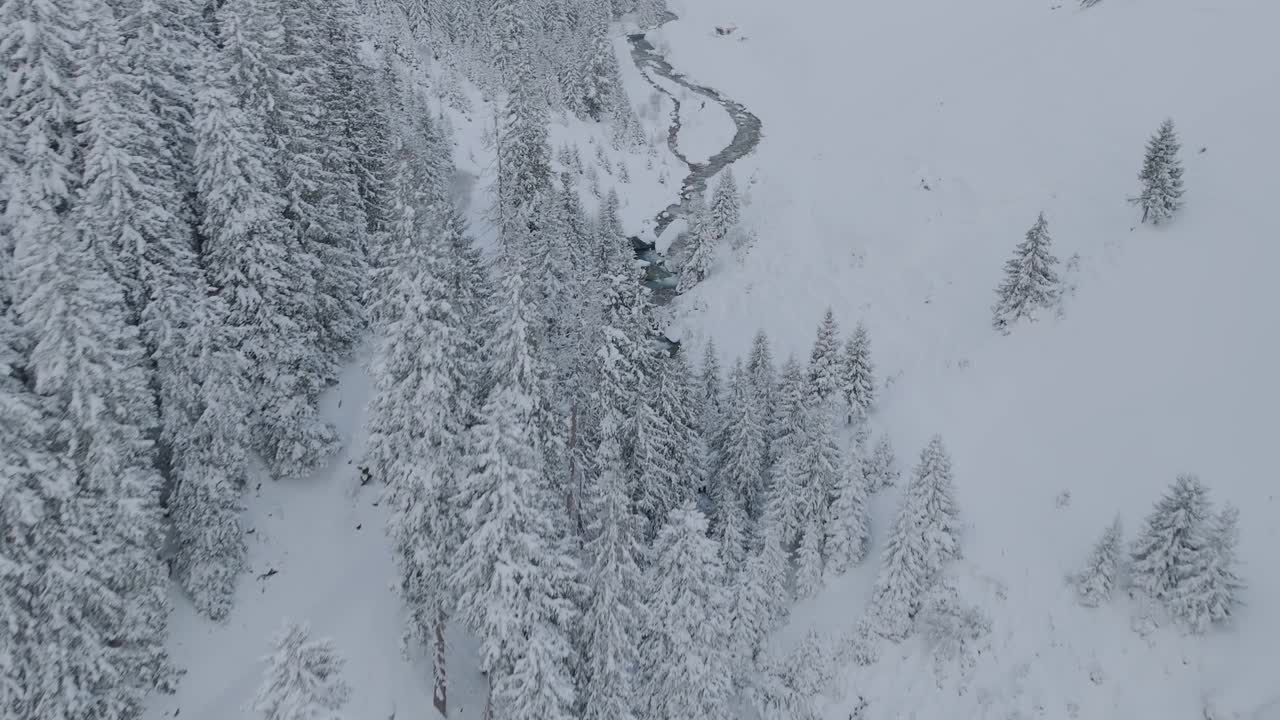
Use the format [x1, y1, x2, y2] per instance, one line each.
[627, 13, 763, 260]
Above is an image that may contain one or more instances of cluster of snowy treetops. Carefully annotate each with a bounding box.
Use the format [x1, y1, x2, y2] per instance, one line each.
[0, 0, 655, 715]
[367, 142, 913, 720]
[993, 119, 1184, 334]
[405, 0, 664, 149]
[1074, 474, 1243, 633]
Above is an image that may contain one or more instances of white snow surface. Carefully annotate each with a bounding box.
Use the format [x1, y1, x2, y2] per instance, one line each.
[151, 1, 1280, 718]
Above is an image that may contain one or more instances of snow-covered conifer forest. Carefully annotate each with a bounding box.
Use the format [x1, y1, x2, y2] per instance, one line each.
[2, 0, 1277, 718]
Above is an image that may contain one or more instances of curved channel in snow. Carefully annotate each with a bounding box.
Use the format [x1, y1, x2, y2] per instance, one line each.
[627, 14, 763, 242]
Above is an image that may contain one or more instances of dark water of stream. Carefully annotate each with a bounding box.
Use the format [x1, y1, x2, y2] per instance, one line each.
[625, 11, 762, 329]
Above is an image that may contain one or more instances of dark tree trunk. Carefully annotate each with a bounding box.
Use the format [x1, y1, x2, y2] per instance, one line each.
[432, 613, 447, 716]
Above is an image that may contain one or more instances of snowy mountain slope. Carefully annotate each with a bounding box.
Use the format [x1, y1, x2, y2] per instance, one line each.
[651, 0, 1280, 716]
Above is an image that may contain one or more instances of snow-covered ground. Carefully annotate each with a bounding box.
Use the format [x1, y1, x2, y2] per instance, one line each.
[151, 0, 1280, 718]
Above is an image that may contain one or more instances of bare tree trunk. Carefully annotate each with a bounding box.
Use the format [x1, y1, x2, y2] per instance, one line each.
[432, 611, 447, 716]
[566, 401, 584, 538]
[482, 672, 494, 720]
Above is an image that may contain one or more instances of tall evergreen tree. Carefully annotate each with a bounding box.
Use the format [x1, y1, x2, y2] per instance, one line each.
[450, 267, 579, 720]
[17, 219, 175, 718]
[863, 434, 900, 492]
[839, 322, 875, 424]
[824, 452, 871, 576]
[1129, 474, 1240, 630]
[193, 49, 338, 478]
[771, 400, 841, 551]
[677, 194, 716, 292]
[1076, 516, 1124, 608]
[253, 621, 351, 720]
[870, 435, 961, 639]
[168, 312, 253, 620]
[495, 0, 554, 251]
[639, 505, 733, 720]
[0, 307, 81, 718]
[807, 308, 841, 404]
[697, 339, 724, 486]
[578, 408, 644, 720]
[1184, 504, 1244, 631]
[712, 362, 768, 534]
[1130, 118, 1184, 225]
[2, 0, 81, 309]
[1129, 474, 1211, 604]
[745, 329, 776, 457]
[770, 353, 805, 457]
[365, 141, 471, 714]
[708, 167, 740, 241]
[992, 212, 1060, 334]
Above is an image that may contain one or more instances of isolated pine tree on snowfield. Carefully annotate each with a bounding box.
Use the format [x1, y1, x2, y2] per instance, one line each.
[992, 212, 1061, 334]
[254, 621, 351, 720]
[1131, 118, 1184, 224]
[1076, 516, 1124, 608]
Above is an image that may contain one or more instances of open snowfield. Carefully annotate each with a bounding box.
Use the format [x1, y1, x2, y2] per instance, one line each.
[656, 0, 1280, 716]
[148, 0, 1280, 718]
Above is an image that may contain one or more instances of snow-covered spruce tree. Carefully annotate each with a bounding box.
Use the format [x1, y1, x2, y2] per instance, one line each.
[863, 434, 900, 492]
[365, 142, 472, 714]
[869, 435, 961, 639]
[839, 321, 875, 424]
[824, 452, 871, 576]
[276, 0, 371, 367]
[697, 339, 725, 486]
[1132, 475, 1243, 631]
[17, 222, 176, 716]
[0, 307, 84, 718]
[1076, 516, 1124, 608]
[711, 361, 768, 548]
[578, 375, 645, 720]
[253, 621, 351, 720]
[495, 0, 554, 251]
[168, 316, 253, 621]
[644, 348, 703, 528]
[708, 167, 741, 241]
[1129, 474, 1211, 606]
[77, 0, 236, 492]
[1130, 118, 1185, 225]
[727, 515, 790, 689]
[203, 8, 339, 478]
[450, 267, 579, 720]
[771, 395, 841, 554]
[678, 193, 717, 292]
[639, 504, 734, 720]
[769, 354, 804, 464]
[1182, 504, 1244, 631]
[573, 2, 619, 121]
[2, 0, 80, 309]
[807, 307, 842, 405]
[746, 329, 777, 466]
[991, 212, 1061, 335]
